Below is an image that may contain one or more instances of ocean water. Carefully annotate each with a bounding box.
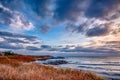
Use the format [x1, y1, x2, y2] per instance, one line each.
[58, 56, 120, 80]
[38, 56, 120, 80]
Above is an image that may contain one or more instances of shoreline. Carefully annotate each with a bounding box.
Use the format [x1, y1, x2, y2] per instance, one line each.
[0, 52, 105, 80]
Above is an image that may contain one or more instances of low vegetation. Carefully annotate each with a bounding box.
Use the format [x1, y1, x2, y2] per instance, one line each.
[0, 51, 105, 80]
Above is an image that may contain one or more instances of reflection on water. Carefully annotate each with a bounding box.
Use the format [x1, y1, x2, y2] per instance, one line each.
[58, 56, 120, 80]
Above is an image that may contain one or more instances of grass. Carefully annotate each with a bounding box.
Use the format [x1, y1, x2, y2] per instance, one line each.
[0, 55, 105, 80]
[7, 55, 51, 62]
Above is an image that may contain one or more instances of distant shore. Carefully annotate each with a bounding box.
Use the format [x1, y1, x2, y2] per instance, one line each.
[0, 51, 105, 80]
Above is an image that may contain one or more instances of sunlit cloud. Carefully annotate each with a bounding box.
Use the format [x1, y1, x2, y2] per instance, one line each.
[0, 0, 120, 54]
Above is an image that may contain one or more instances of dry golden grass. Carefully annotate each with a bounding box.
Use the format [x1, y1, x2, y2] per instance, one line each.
[7, 55, 51, 62]
[0, 56, 105, 80]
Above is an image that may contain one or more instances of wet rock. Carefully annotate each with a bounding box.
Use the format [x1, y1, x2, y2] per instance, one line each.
[43, 60, 68, 65]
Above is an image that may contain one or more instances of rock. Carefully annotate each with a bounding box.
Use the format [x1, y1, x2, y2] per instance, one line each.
[43, 60, 68, 65]
[0, 53, 2, 56]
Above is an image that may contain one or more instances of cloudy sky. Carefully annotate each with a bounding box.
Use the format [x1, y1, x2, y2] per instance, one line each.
[0, 0, 120, 55]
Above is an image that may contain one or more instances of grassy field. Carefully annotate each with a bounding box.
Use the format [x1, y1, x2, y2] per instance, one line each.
[0, 54, 105, 80]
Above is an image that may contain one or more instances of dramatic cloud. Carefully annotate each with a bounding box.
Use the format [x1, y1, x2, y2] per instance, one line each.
[24, 0, 52, 17]
[85, 0, 120, 19]
[54, 0, 88, 21]
[0, 31, 41, 49]
[53, 0, 120, 39]
[86, 24, 109, 37]
[0, 0, 120, 54]
[0, 0, 119, 35]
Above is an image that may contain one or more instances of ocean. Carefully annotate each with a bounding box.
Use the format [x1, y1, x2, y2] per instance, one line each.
[37, 55, 120, 80]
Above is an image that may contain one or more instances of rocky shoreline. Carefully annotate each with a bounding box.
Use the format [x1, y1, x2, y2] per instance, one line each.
[0, 51, 68, 65]
[36, 56, 69, 65]
[0, 51, 105, 80]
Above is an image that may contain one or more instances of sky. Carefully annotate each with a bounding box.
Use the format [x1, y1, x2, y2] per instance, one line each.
[0, 0, 120, 56]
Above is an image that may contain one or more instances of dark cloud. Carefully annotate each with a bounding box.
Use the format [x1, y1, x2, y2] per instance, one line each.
[39, 25, 50, 34]
[66, 23, 86, 33]
[86, 25, 109, 37]
[26, 46, 40, 51]
[54, 0, 120, 37]
[54, 0, 87, 21]
[85, 0, 120, 18]
[26, 45, 54, 51]
[54, 0, 120, 21]
[0, 6, 13, 25]
[24, 0, 51, 17]
[41, 45, 51, 49]
[40, 45, 55, 51]
[40, 45, 61, 51]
